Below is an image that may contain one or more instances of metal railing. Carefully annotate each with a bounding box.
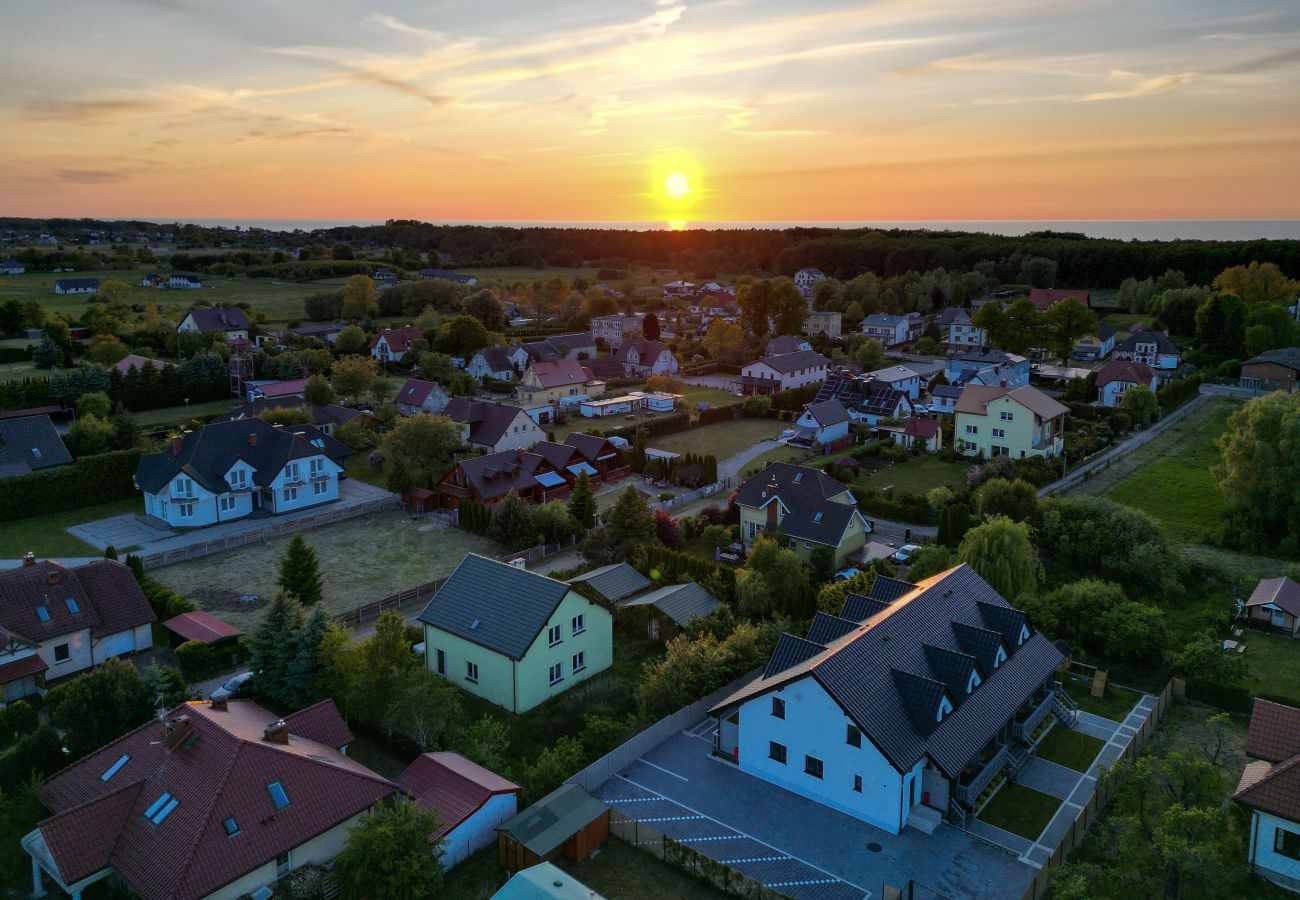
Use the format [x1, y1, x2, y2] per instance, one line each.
[1014, 691, 1056, 743]
[955, 743, 1009, 806]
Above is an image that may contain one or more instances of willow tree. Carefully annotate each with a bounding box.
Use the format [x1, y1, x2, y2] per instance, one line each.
[957, 515, 1040, 600]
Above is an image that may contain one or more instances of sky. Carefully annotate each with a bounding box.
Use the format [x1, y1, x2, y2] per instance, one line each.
[3, 0, 1300, 223]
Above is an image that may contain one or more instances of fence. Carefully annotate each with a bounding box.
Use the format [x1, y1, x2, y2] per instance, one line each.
[656, 477, 733, 512]
[493, 534, 579, 566]
[1018, 679, 1175, 900]
[331, 577, 447, 628]
[138, 496, 399, 570]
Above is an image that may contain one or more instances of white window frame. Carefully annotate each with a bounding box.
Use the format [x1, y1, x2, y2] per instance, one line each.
[283, 486, 299, 502]
[549, 662, 563, 685]
[313, 481, 327, 496]
[572, 651, 586, 673]
[466, 661, 479, 683]
[548, 624, 562, 647]
[571, 614, 585, 635]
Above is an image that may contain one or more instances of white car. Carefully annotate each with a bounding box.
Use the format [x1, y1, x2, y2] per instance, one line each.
[891, 544, 923, 564]
[210, 670, 254, 701]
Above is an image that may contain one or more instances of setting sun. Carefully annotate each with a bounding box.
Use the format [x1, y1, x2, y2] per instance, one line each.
[665, 172, 692, 199]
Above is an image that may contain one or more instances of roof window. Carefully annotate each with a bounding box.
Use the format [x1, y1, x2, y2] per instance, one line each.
[223, 816, 240, 837]
[100, 753, 129, 782]
[35, 606, 50, 623]
[65, 598, 80, 615]
[268, 781, 290, 810]
[144, 792, 179, 825]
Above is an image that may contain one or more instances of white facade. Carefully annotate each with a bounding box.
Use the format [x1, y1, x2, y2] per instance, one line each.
[466, 347, 528, 382]
[442, 793, 519, 869]
[176, 312, 248, 340]
[860, 315, 910, 346]
[208, 812, 368, 900]
[794, 268, 828, 290]
[1248, 811, 1300, 892]
[866, 366, 923, 401]
[1097, 375, 1156, 407]
[142, 454, 342, 528]
[741, 358, 827, 392]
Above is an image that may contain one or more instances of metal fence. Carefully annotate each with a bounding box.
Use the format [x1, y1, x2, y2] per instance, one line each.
[655, 477, 733, 512]
[138, 496, 399, 570]
[331, 576, 447, 627]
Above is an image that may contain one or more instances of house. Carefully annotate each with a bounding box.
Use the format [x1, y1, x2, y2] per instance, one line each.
[54, 278, 100, 295]
[418, 554, 614, 713]
[878, 418, 944, 453]
[168, 273, 203, 290]
[444, 398, 545, 453]
[767, 335, 813, 356]
[492, 862, 604, 900]
[436, 448, 568, 508]
[287, 322, 345, 345]
[370, 325, 424, 363]
[865, 365, 923, 401]
[0, 557, 155, 706]
[1072, 321, 1116, 361]
[1234, 699, 1300, 891]
[517, 359, 597, 405]
[1113, 329, 1181, 370]
[734, 462, 870, 568]
[134, 419, 350, 527]
[394, 378, 450, 416]
[937, 308, 986, 349]
[793, 268, 829, 290]
[420, 269, 478, 286]
[945, 350, 1031, 390]
[954, 384, 1068, 459]
[111, 354, 173, 376]
[0, 414, 73, 478]
[1243, 577, 1300, 638]
[467, 345, 530, 382]
[738, 350, 830, 396]
[225, 399, 372, 436]
[1095, 360, 1157, 407]
[540, 332, 596, 360]
[176, 306, 250, 340]
[708, 564, 1066, 834]
[371, 268, 399, 289]
[589, 313, 644, 349]
[814, 374, 913, 425]
[618, 582, 721, 640]
[139, 273, 165, 288]
[563, 432, 626, 482]
[496, 783, 610, 870]
[614, 339, 678, 377]
[396, 752, 521, 869]
[1242, 347, 1300, 393]
[0, 259, 25, 275]
[22, 698, 397, 900]
[860, 313, 911, 347]
[662, 279, 695, 297]
[245, 378, 307, 404]
[794, 399, 852, 446]
[1028, 288, 1089, 312]
[927, 384, 964, 415]
[803, 309, 843, 339]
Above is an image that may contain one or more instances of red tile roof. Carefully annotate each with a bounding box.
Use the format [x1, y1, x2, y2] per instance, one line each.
[528, 359, 589, 388]
[163, 610, 243, 644]
[1234, 699, 1300, 824]
[36, 699, 394, 900]
[1246, 699, 1300, 763]
[1096, 360, 1156, 389]
[396, 752, 519, 840]
[370, 325, 423, 353]
[0, 651, 48, 685]
[904, 418, 941, 439]
[74, 560, 157, 638]
[396, 378, 443, 408]
[1027, 288, 1090, 311]
[283, 699, 356, 750]
[0, 559, 154, 644]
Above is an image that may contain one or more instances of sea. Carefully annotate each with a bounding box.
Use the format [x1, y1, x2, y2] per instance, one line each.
[120, 218, 1300, 242]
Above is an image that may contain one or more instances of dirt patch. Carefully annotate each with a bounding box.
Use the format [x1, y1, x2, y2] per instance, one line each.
[190, 588, 267, 617]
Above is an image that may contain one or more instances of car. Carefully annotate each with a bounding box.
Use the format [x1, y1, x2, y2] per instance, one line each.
[891, 544, 923, 564]
[210, 670, 254, 701]
[832, 567, 861, 582]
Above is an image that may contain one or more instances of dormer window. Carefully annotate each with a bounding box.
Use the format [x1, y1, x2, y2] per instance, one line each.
[967, 670, 981, 694]
[936, 695, 954, 722]
[229, 468, 247, 489]
[1018, 624, 1029, 646]
[994, 645, 1007, 668]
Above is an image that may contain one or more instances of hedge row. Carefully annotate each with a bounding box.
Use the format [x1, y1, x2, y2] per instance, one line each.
[0, 346, 32, 364]
[606, 412, 693, 441]
[1185, 680, 1300, 716]
[636, 544, 736, 602]
[0, 448, 141, 522]
[1158, 372, 1208, 414]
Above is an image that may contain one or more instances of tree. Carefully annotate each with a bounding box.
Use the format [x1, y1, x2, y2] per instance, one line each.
[605, 486, 656, 561]
[277, 534, 324, 605]
[854, 338, 885, 371]
[332, 243, 355, 260]
[973, 477, 1038, 523]
[141, 665, 189, 708]
[386, 668, 462, 751]
[334, 798, 445, 900]
[1172, 634, 1250, 687]
[452, 715, 511, 772]
[380, 413, 463, 486]
[46, 658, 154, 761]
[331, 355, 378, 403]
[905, 545, 955, 582]
[341, 274, 377, 319]
[488, 490, 539, 549]
[1215, 391, 1300, 554]
[744, 535, 815, 620]
[971, 301, 1007, 348]
[439, 315, 491, 357]
[303, 373, 334, 406]
[702, 319, 746, 365]
[1194, 292, 1246, 362]
[769, 278, 808, 336]
[1002, 298, 1045, 354]
[256, 405, 315, 426]
[65, 414, 114, 457]
[642, 311, 661, 342]
[525, 735, 588, 800]
[567, 471, 596, 529]
[957, 516, 1039, 600]
[1018, 579, 1126, 652]
[32, 335, 60, 369]
[246, 593, 308, 708]
[654, 509, 682, 549]
[464, 290, 506, 332]
[1213, 261, 1300, 305]
[1017, 255, 1057, 288]
[936, 501, 971, 547]
[335, 324, 369, 355]
[343, 612, 419, 735]
[534, 501, 580, 544]
[85, 334, 128, 365]
[1119, 384, 1157, 427]
[1046, 297, 1097, 361]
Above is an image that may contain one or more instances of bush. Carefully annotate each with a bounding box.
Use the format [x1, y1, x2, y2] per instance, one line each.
[0, 448, 140, 523]
[174, 640, 214, 681]
[740, 395, 773, 417]
[0, 701, 38, 750]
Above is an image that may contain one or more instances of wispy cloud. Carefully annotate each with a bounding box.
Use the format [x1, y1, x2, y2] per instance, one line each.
[1081, 70, 1195, 101]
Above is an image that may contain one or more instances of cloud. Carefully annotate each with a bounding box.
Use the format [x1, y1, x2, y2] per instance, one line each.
[27, 98, 169, 123]
[1081, 71, 1195, 101]
[55, 168, 130, 184]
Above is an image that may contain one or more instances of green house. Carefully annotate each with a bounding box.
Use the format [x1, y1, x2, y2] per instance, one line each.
[418, 554, 614, 714]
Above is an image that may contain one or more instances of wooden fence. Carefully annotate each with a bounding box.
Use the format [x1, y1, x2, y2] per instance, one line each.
[1018, 679, 1175, 899]
[138, 496, 399, 570]
[331, 576, 447, 628]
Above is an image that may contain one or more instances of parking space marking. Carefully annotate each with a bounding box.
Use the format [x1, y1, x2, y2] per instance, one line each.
[639, 759, 689, 782]
[640, 815, 705, 823]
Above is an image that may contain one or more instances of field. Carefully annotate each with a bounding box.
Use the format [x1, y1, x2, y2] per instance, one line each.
[460, 265, 600, 285]
[1240, 634, 1300, 702]
[132, 398, 238, 429]
[150, 509, 499, 631]
[1101, 312, 1155, 340]
[649, 418, 784, 459]
[0, 360, 40, 382]
[854, 455, 971, 496]
[0, 497, 143, 559]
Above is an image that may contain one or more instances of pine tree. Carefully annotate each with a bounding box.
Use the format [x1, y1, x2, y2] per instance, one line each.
[103, 545, 118, 560]
[277, 534, 324, 606]
[488, 490, 538, 549]
[606, 486, 656, 561]
[568, 471, 596, 529]
[247, 593, 307, 707]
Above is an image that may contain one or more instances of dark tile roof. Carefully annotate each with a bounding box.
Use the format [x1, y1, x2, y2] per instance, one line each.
[451, 448, 547, 501]
[711, 565, 1064, 777]
[802, 399, 850, 428]
[841, 594, 892, 622]
[570, 563, 651, 602]
[135, 419, 350, 495]
[766, 335, 810, 355]
[521, 340, 562, 363]
[734, 462, 861, 546]
[619, 582, 721, 626]
[1236, 700, 1300, 821]
[1246, 577, 1300, 618]
[1245, 347, 1300, 372]
[806, 612, 859, 644]
[869, 575, 915, 602]
[816, 373, 868, 407]
[564, 431, 617, 463]
[417, 554, 576, 660]
[936, 308, 973, 327]
[615, 339, 671, 365]
[497, 783, 608, 858]
[397, 752, 519, 840]
[1116, 330, 1179, 355]
[475, 345, 522, 373]
[531, 440, 582, 471]
[861, 382, 908, 417]
[1096, 360, 1155, 388]
[282, 699, 356, 750]
[0, 414, 72, 475]
[445, 398, 527, 449]
[931, 384, 964, 399]
[395, 378, 444, 408]
[0, 559, 154, 645]
[528, 359, 589, 388]
[753, 350, 829, 375]
[55, 278, 101, 291]
[226, 399, 346, 429]
[182, 306, 249, 333]
[764, 634, 829, 679]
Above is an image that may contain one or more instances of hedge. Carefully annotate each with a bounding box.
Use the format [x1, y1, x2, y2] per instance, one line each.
[1158, 372, 1208, 414]
[0, 448, 141, 522]
[854, 488, 936, 526]
[1183, 680, 1251, 713]
[635, 544, 736, 602]
[0, 346, 32, 364]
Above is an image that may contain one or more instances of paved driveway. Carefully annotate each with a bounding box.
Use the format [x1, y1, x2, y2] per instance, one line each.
[591, 721, 1037, 900]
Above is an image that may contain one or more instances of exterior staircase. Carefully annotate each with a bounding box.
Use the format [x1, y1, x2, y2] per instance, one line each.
[1053, 682, 1080, 727]
[1007, 744, 1032, 779]
[948, 797, 967, 829]
[907, 804, 944, 835]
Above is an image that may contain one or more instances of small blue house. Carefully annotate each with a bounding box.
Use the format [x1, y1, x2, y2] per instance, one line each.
[795, 399, 851, 445]
[1235, 699, 1300, 892]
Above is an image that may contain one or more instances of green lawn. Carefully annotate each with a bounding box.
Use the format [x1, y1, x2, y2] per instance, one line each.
[132, 399, 237, 429]
[740, 443, 813, 476]
[1036, 724, 1105, 772]
[1064, 681, 1142, 722]
[0, 360, 40, 382]
[343, 454, 389, 489]
[676, 383, 738, 409]
[978, 782, 1063, 841]
[650, 418, 784, 459]
[0, 497, 143, 558]
[853, 455, 971, 497]
[460, 265, 600, 285]
[1240, 634, 1300, 702]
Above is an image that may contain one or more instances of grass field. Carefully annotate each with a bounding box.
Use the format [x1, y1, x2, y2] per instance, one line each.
[855, 455, 971, 496]
[151, 509, 499, 631]
[650, 418, 783, 459]
[1063, 681, 1143, 722]
[132, 398, 238, 429]
[1036, 724, 1105, 772]
[978, 782, 1062, 841]
[0, 360, 41, 382]
[1240, 634, 1300, 701]
[0, 497, 143, 558]
[460, 265, 601, 285]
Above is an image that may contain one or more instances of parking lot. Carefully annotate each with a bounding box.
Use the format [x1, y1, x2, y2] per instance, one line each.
[591, 720, 1039, 900]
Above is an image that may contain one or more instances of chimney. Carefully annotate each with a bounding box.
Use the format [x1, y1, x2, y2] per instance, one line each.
[164, 715, 195, 751]
[47, 570, 60, 586]
[22, 552, 35, 567]
[209, 697, 228, 711]
[263, 720, 289, 744]
[247, 433, 259, 447]
[171, 435, 184, 456]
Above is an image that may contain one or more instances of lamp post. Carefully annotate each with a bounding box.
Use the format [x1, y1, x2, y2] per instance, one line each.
[184, 397, 190, 418]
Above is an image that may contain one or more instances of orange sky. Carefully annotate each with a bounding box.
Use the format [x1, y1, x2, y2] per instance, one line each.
[3, 0, 1299, 222]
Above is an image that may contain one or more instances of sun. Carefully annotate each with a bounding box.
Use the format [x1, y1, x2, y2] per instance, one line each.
[665, 172, 692, 198]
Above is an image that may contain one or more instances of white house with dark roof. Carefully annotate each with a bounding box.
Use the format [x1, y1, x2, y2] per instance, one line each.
[738, 350, 829, 396]
[860, 314, 911, 347]
[794, 399, 851, 446]
[1234, 699, 1300, 891]
[54, 278, 100, 295]
[176, 306, 249, 340]
[936, 308, 986, 349]
[734, 462, 870, 568]
[709, 565, 1067, 834]
[444, 398, 545, 453]
[613, 339, 678, 377]
[168, 273, 202, 290]
[766, 335, 813, 356]
[793, 268, 829, 290]
[865, 365, 923, 401]
[467, 345, 530, 382]
[1095, 360, 1157, 407]
[1114, 329, 1181, 370]
[394, 378, 449, 416]
[0, 259, 26, 275]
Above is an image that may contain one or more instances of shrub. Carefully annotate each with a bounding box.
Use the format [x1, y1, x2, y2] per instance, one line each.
[174, 640, 214, 682]
[0, 448, 140, 523]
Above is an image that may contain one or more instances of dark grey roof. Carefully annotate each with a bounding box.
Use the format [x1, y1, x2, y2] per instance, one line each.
[1246, 347, 1300, 372]
[452, 448, 547, 501]
[615, 340, 672, 365]
[619, 582, 720, 626]
[417, 554, 575, 660]
[1094, 320, 1116, 340]
[183, 306, 250, 333]
[870, 576, 915, 602]
[288, 322, 344, 338]
[475, 346, 521, 373]
[226, 399, 347, 429]
[931, 384, 964, 399]
[764, 634, 828, 679]
[419, 269, 476, 284]
[55, 278, 100, 290]
[134, 419, 349, 494]
[755, 350, 829, 374]
[766, 335, 809, 355]
[860, 383, 907, 417]
[531, 440, 581, 471]
[936, 308, 973, 327]
[497, 784, 608, 857]
[734, 463, 861, 546]
[841, 593, 892, 621]
[444, 398, 526, 449]
[564, 432, 617, 463]
[571, 563, 651, 602]
[521, 341, 561, 363]
[0, 414, 72, 476]
[1116, 330, 1179, 355]
[807, 612, 859, 644]
[710, 565, 1065, 778]
[802, 399, 850, 428]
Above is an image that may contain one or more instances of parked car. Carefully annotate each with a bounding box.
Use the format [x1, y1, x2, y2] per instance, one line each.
[832, 567, 861, 582]
[890, 544, 922, 564]
[210, 670, 254, 701]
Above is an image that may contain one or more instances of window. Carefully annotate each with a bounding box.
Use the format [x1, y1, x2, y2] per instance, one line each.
[771, 696, 785, 719]
[813, 511, 823, 523]
[283, 486, 299, 502]
[435, 649, 446, 676]
[965, 425, 978, 435]
[219, 495, 236, 512]
[548, 624, 562, 646]
[310, 458, 324, 477]
[65, 598, 80, 615]
[572, 614, 585, 635]
[267, 781, 290, 811]
[144, 792, 179, 825]
[100, 754, 130, 782]
[286, 463, 300, 481]
[313, 481, 327, 496]
[768, 741, 787, 764]
[549, 662, 563, 685]
[54, 643, 70, 663]
[1275, 827, 1300, 860]
[1000, 411, 1013, 421]
[230, 468, 246, 488]
[992, 428, 1005, 439]
[846, 725, 861, 748]
[179, 503, 194, 519]
[276, 851, 292, 880]
[35, 605, 50, 623]
[853, 774, 863, 793]
[804, 755, 824, 779]
[223, 816, 240, 837]
[176, 476, 193, 496]
[466, 661, 479, 683]
[936, 695, 954, 722]
[572, 652, 586, 673]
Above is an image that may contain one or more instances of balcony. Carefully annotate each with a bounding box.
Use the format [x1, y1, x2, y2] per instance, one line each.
[1013, 689, 1056, 743]
[955, 743, 1010, 806]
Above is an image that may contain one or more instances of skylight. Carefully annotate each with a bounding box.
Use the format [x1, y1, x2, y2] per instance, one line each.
[792, 472, 803, 483]
[813, 512, 823, 523]
[223, 816, 240, 837]
[144, 792, 179, 825]
[100, 753, 129, 782]
[65, 598, 80, 615]
[35, 606, 50, 623]
[268, 781, 290, 810]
